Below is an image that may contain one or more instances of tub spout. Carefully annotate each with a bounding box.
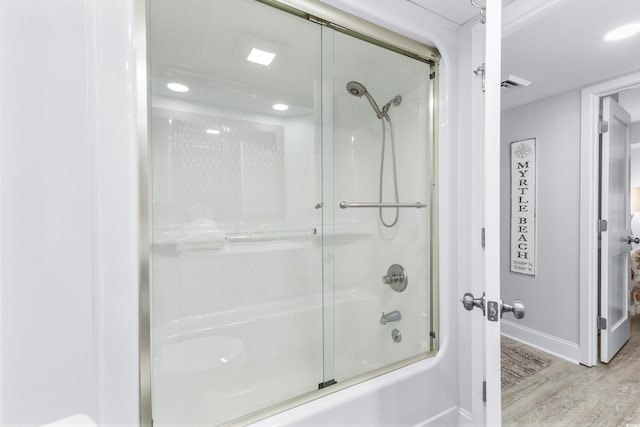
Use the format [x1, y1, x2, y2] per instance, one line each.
[380, 310, 401, 325]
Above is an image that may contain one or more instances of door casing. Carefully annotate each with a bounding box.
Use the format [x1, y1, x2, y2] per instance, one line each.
[579, 72, 640, 366]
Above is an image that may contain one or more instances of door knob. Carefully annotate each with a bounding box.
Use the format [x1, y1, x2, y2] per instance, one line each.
[501, 299, 525, 319]
[460, 292, 485, 315]
[629, 235, 640, 244]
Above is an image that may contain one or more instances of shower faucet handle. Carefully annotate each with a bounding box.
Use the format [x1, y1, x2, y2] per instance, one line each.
[382, 264, 407, 292]
[382, 274, 399, 285]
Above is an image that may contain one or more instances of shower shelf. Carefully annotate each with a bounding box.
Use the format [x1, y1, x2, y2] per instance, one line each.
[339, 201, 427, 209]
[152, 227, 319, 252]
[225, 228, 317, 242]
[154, 225, 392, 253]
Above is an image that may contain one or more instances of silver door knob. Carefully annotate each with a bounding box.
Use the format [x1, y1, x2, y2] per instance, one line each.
[460, 292, 485, 315]
[629, 235, 640, 244]
[501, 299, 525, 319]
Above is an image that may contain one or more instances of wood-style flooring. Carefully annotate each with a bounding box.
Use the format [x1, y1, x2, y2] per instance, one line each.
[502, 315, 640, 426]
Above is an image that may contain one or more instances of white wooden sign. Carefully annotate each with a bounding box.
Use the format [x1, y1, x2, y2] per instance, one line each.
[510, 138, 536, 275]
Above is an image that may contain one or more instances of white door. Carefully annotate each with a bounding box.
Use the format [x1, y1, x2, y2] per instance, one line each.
[461, 0, 504, 423]
[600, 96, 631, 363]
[483, 0, 502, 423]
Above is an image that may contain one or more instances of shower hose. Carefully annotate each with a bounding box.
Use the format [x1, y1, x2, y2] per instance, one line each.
[379, 116, 400, 228]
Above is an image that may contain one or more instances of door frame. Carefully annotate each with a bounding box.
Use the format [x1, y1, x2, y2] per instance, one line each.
[579, 71, 640, 366]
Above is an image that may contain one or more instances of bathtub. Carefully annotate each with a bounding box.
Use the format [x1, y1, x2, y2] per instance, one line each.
[152, 288, 450, 426]
[153, 292, 322, 426]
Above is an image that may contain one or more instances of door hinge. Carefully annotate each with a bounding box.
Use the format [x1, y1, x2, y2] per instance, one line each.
[482, 380, 487, 402]
[430, 71, 436, 80]
[598, 219, 608, 232]
[474, 63, 486, 93]
[598, 317, 607, 330]
[599, 120, 609, 134]
[481, 227, 486, 248]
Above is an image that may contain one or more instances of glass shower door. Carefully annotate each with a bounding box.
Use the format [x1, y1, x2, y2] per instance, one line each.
[322, 27, 435, 383]
[149, 1, 325, 424]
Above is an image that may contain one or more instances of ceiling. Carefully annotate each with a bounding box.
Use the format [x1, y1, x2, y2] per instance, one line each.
[412, 0, 640, 120]
[150, 0, 432, 119]
[408, 0, 484, 26]
[150, 0, 640, 121]
[500, 0, 640, 116]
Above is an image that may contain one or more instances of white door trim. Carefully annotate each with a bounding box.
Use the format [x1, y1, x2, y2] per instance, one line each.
[579, 71, 640, 366]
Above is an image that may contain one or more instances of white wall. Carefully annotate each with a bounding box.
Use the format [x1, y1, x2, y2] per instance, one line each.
[0, 2, 94, 420]
[500, 89, 582, 361]
[631, 122, 640, 144]
[631, 123, 640, 190]
[0, 0, 139, 425]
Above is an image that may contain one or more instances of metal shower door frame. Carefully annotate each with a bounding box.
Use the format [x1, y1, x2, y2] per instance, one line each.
[133, 1, 441, 425]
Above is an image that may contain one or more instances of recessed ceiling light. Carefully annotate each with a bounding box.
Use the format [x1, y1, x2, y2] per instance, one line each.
[206, 128, 221, 135]
[272, 104, 289, 111]
[247, 48, 276, 66]
[604, 23, 640, 41]
[167, 82, 189, 93]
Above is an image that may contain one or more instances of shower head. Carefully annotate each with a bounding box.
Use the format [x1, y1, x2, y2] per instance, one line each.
[346, 80, 384, 119]
[346, 81, 367, 97]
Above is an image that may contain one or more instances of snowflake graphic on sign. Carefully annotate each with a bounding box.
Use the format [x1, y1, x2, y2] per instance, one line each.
[515, 143, 532, 159]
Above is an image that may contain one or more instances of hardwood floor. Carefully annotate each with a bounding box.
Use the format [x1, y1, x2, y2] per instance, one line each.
[502, 315, 640, 426]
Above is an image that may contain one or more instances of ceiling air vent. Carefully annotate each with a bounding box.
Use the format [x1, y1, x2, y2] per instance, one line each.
[501, 74, 531, 89]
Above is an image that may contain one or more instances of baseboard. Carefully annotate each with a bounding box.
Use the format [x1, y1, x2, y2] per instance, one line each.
[458, 407, 473, 424]
[501, 320, 580, 363]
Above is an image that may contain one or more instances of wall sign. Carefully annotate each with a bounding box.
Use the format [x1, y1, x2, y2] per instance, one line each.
[510, 138, 536, 275]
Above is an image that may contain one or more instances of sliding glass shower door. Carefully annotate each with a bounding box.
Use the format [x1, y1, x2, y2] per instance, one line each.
[150, 1, 324, 424]
[325, 28, 435, 383]
[147, 0, 437, 425]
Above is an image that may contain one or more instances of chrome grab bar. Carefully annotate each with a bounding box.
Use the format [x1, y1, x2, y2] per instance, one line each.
[339, 201, 426, 209]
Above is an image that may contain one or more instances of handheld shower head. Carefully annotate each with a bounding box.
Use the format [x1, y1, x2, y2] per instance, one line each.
[346, 81, 384, 119]
[346, 81, 367, 97]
